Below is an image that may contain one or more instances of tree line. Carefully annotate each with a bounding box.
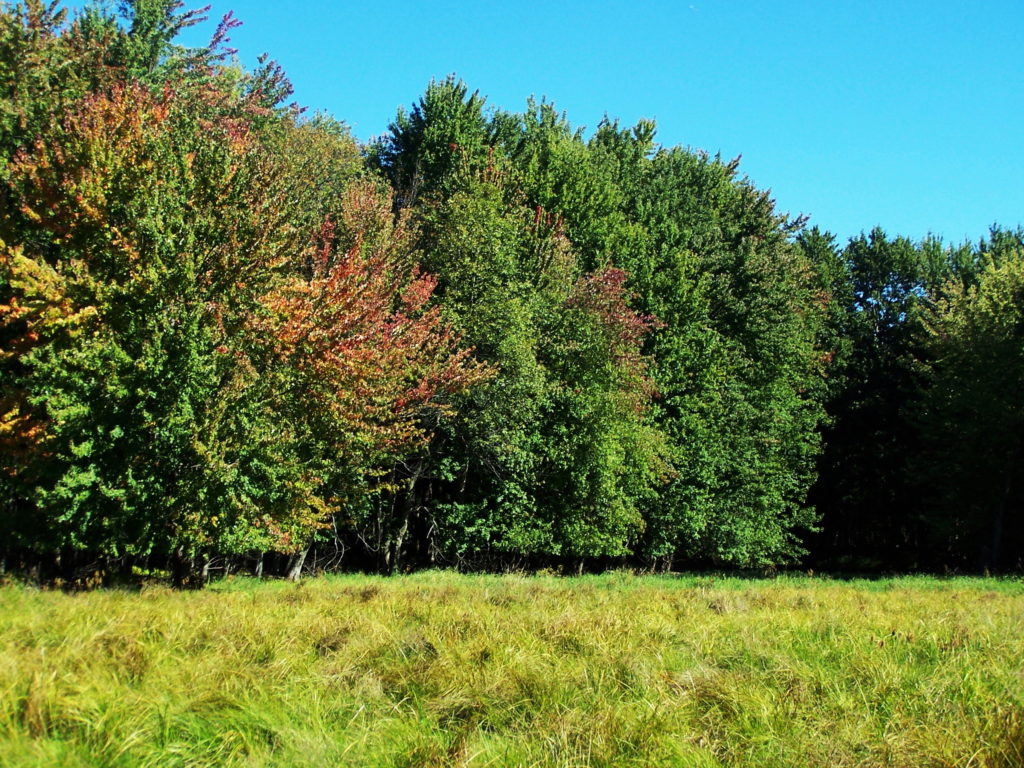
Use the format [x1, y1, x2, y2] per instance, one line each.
[1, 1, 1020, 585]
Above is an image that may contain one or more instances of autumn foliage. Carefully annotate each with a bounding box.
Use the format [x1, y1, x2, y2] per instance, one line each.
[0, 3, 490, 577]
[258, 192, 490, 459]
[9, 2, 1013, 583]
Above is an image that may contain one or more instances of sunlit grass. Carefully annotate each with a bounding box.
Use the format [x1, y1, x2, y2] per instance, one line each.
[1, 571, 1022, 767]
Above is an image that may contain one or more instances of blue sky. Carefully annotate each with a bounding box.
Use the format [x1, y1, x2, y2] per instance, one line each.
[164, 0, 1021, 245]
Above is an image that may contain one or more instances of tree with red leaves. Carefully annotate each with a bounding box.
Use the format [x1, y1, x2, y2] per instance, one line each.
[0, 7, 489, 583]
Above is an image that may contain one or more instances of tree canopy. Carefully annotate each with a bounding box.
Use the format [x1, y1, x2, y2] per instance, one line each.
[1, 3, 1021, 583]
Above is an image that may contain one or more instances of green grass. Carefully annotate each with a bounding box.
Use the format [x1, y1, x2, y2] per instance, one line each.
[1, 571, 1022, 767]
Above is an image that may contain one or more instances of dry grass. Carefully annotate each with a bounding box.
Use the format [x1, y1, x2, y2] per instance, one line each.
[1, 571, 1022, 767]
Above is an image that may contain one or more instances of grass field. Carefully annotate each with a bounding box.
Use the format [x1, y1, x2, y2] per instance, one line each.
[1, 572, 1022, 767]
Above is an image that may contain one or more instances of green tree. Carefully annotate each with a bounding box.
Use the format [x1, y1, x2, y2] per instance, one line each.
[803, 228, 942, 568]
[372, 80, 826, 570]
[589, 130, 827, 568]
[1, 82, 307, 569]
[370, 75, 490, 210]
[372, 83, 668, 569]
[0, 5, 487, 584]
[916, 248, 1024, 571]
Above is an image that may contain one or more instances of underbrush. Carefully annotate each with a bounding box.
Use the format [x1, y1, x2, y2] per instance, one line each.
[1, 572, 1022, 767]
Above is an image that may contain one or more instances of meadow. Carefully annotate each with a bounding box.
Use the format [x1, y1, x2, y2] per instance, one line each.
[1, 572, 1022, 768]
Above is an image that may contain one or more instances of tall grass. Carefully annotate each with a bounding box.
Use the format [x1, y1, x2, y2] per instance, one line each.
[1, 572, 1022, 767]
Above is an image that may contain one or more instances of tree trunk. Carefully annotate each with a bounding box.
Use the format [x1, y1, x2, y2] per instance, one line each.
[171, 548, 203, 589]
[389, 508, 411, 575]
[254, 552, 264, 579]
[988, 435, 1021, 573]
[286, 546, 309, 582]
[388, 459, 424, 575]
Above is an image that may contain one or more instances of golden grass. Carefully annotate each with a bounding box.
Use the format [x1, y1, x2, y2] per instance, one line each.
[1, 572, 1022, 767]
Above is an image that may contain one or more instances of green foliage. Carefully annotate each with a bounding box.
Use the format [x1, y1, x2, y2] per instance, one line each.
[801, 226, 1024, 571]
[1, 81, 299, 557]
[916, 249, 1024, 570]
[401, 162, 667, 563]
[617, 147, 826, 567]
[369, 80, 829, 569]
[2, 2, 1021, 578]
[370, 75, 490, 208]
[0, 4, 486, 574]
[800, 228, 933, 567]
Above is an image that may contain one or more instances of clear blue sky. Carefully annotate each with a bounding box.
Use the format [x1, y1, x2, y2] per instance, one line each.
[166, 0, 1021, 245]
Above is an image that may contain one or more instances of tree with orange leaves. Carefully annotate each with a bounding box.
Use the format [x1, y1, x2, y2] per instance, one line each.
[0, 11, 488, 582]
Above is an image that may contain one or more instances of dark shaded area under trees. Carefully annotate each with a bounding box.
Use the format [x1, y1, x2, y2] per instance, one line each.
[1, 1, 1021, 586]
